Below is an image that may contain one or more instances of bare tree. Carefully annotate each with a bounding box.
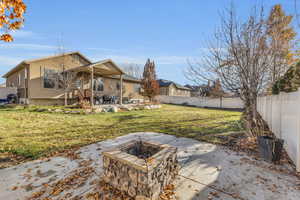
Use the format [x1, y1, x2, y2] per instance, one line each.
[185, 6, 275, 137]
[56, 37, 77, 106]
[121, 63, 143, 79]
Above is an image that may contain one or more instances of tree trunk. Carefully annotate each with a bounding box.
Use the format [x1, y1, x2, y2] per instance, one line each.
[243, 95, 269, 137]
[64, 90, 68, 106]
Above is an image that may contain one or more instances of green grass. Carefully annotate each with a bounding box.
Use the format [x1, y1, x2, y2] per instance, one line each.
[0, 104, 243, 159]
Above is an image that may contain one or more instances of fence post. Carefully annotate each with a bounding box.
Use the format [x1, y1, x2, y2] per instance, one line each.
[279, 92, 282, 139]
[297, 91, 300, 171]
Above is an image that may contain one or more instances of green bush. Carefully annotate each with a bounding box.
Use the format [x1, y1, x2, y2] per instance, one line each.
[271, 62, 300, 95]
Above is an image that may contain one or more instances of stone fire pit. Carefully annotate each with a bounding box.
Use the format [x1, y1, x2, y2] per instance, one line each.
[102, 140, 179, 200]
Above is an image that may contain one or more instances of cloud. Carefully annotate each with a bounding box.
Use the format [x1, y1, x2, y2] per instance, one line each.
[195, 47, 227, 54]
[9, 30, 46, 40]
[10, 30, 35, 38]
[91, 54, 193, 65]
[154, 56, 189, 65]
[85, 47, 123, 53]
[92, 55, 146, 65]
[0, 55, 23, 66]
[0, 43, 57, 50]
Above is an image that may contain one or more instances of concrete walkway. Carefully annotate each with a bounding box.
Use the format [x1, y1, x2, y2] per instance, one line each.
[0, 132, 299, 200]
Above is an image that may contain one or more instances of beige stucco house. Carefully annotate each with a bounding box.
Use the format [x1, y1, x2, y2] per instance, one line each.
[158, 79, 191, 97]
[2, 52, 142, 105]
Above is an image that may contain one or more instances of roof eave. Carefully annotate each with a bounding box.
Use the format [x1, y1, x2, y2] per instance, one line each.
[2, 61, 27, 78]
[90, 59, 125, 75]
[2, 51, 92, 78]
[25, 51, 92, 64]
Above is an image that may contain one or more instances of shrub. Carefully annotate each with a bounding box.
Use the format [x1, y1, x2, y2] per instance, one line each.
[271, 62, 300, 95]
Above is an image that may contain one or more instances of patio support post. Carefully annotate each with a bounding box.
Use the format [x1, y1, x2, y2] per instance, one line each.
[91, 66, 94, 107]
[120, 74, 123, 105]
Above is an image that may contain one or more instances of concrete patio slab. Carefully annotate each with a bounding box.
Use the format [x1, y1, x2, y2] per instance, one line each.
[0, 132, 299, 200]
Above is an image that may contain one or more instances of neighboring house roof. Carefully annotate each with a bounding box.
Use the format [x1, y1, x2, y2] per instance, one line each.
[185, 84, 210, 92]
[2, 51, 92, 78]
[185, 83, 228, 97]
[158, 79, 173, 87]
[158, 79, 191, 90]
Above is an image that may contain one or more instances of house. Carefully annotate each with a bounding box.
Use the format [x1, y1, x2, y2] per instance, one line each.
[157, 79, 191, 97]
[2, 52, 142, 105]
[0, 82, 5, 88]
[185, 79, 225, 97]
[184, 84, 211, 97]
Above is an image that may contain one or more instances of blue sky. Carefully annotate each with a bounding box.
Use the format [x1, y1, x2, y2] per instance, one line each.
[0, 0, 298, 85]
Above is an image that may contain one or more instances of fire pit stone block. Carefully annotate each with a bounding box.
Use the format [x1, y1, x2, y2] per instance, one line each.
[102, 140, 179, 200]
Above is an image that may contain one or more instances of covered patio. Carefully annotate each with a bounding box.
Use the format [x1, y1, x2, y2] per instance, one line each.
[67, 59, 125, 107]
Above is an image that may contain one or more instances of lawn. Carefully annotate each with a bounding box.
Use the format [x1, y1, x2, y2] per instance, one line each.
[0, 104, 243, 159]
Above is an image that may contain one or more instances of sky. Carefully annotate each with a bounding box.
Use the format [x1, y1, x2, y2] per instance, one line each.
[0, 0, 299, 85]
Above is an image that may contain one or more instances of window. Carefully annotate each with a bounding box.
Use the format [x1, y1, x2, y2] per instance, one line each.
[72, 54, 80, 63]
[93, 78, 104, 91]
[44, 68, 57, 89]
[75, 79, 81, 88]
[134, 84, 140, 93]
[24, 68, 27, 79]
[116, 82, 120, 90]
[57, 71, 64, 89]
[18, 73, 21, 86]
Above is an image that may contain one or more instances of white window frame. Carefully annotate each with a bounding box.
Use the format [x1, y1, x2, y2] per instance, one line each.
[24, 68, 27, 79]
[43, 68, 57, 89]
[18, 73, 21, 86]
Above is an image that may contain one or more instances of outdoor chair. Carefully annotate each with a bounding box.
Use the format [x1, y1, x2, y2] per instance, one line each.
[111, 96, 117, 104]
[94, 96, 103, 105]
[102, 95, 112, 104]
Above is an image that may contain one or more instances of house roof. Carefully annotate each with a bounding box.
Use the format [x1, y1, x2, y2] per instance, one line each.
[158, 79, 191, 90]
[68, 59, 125, 76]
[158, 79, 173, 87]
[2, 52, 92, 78]
[110, 74, 141, 83]
[185, 84, 210, 91]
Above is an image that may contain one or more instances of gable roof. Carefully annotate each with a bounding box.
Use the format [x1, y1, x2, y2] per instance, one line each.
[158, 79, 191, 90]
[158, 79, 173, 87]
[68, 59, 124, 76]
[2, 51, 92, 78]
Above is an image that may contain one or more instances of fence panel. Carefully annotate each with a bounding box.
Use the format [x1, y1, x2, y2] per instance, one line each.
[155, 95, 244, 109]
[257, 91, 300, 171]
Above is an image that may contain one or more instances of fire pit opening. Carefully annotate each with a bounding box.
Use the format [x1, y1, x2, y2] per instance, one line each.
[102, 140, 179, 200]
[123, 141, 162, 159]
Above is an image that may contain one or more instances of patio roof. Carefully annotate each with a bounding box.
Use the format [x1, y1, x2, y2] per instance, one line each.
[69, 59, 125, 76]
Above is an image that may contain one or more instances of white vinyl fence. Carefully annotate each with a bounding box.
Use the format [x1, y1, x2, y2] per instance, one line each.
[156, 95, 244, 109]
[257, 91, 300, 171]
